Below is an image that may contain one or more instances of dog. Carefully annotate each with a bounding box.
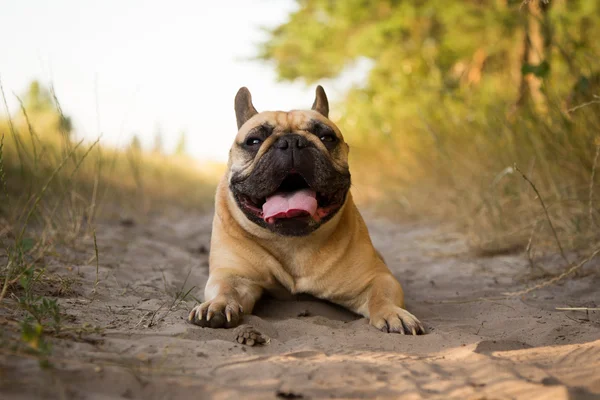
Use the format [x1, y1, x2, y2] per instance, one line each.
[188, 86, 424, 335]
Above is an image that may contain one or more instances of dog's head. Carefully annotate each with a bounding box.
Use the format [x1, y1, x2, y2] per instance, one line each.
[227, 86, 351, 237]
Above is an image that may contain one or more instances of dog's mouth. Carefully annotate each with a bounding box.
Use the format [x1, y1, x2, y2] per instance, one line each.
[238, 174, 346, 224]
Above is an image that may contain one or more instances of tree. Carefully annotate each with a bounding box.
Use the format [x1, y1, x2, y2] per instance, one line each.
[18, 80, 73, 138]
[259, 0, 600, 142]
[130, 134, 142, 151]
[152, 124, 164, 154]
[23, 81, 53, 114]
[516, 0, 552, 112]
[174, 131, 187, 156]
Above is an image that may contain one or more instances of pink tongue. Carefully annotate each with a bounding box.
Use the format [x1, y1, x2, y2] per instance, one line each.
[262, 189, 318, 224]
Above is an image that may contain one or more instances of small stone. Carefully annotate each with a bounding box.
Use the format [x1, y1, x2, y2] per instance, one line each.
[120, 217, 135, 227]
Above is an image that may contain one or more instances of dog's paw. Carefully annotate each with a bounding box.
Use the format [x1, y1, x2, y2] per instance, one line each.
[188, 297, 243, 329]
[234, 325, 270, 346]
[370, 306, 425, 335]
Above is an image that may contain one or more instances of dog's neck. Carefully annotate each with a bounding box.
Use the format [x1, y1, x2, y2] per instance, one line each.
[212, 175, 364, 281]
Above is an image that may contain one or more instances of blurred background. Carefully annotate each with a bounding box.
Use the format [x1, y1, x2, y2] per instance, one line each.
[1, 0, 599, 252]
[0, 0, 318, 160]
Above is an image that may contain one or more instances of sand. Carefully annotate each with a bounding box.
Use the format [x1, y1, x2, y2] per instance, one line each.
[1, 207, 599, 399]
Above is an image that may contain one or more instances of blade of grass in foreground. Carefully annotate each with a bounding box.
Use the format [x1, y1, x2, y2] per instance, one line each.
[0, 138, 85, 302]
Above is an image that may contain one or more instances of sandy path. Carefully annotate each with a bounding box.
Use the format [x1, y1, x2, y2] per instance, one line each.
[1, 208, 599, 399]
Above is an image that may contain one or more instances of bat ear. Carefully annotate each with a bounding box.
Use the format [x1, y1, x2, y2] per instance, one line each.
[234, 87, 258, 129]
[311, 85, 329, 118]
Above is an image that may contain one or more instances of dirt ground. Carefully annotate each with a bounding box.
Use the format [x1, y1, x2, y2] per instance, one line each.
[1, 206, 599, 400]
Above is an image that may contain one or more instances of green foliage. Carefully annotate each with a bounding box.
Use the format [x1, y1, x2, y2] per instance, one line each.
[2, 238, 59, 367]
[20, 317, 53, 368]
[261, 0, 600, 249]
[1, 80, 218, 370]
[17, 266, 62, 334]
[522, 61, 550, 78]
[20, 237, 35, 252]
[260, 0, 600, 140]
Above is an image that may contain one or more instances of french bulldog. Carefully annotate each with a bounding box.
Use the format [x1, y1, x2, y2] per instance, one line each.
[188, 86, 424, 335]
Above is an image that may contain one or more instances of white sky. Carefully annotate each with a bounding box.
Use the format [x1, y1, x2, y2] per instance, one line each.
[0, 0, 355, 162]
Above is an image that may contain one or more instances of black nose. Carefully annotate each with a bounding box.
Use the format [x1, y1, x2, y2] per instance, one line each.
[274, 135, 309, 150]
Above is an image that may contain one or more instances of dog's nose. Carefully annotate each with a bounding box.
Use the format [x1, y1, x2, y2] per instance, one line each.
[295, 136, 309, 149]
[274, 136, 290, 150]
[274, 135, 309, 150]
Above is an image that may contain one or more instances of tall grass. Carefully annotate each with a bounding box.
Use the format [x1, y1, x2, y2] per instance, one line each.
[0, 90, 219, 363]
[350, 93, 600, 257]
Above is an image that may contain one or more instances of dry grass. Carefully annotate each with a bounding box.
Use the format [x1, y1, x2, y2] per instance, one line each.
[348, 95, 600, 257]
[0, 118, 220, 217]
[0, 96, 220, 363]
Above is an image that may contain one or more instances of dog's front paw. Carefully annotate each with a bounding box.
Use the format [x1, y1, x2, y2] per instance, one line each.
[188, 297, 243, 329]
[370, 306, 425, 335]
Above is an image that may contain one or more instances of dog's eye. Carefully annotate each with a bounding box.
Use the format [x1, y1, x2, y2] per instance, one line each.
[245, 137, 262, 146]
[320, 135, 336, 143]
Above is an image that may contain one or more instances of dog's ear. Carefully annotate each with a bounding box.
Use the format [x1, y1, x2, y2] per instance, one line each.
[311, 85, 329, 118]
[235, 87, 258, 129]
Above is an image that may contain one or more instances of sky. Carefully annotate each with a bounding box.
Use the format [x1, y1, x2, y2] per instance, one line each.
[0, 0, 351, 162]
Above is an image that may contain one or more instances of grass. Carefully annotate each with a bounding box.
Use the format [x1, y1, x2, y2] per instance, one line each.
[349, 94, 600, 262]
[136, 268, 197, 329]
[92, 229, 99, 292]
[0, 87, 219, 366]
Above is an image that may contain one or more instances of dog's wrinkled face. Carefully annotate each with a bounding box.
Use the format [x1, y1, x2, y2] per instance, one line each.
[227, 86, 351, 236]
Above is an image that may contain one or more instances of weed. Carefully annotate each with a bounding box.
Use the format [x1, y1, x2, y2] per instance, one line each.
[16, 266, 61, 333]
[1, 80, 217, 372]
[514, 164, 569, 264]
[139, 269, 196, 328]
[0, 78, 25, 177]
[0, 133, 7, 204]
[20, 317, 53, 368]
[590, 143, 600, 228]
[503, 246, 600, 297]
[14, 94, 41, 169]
[92, 228, 99, 292]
